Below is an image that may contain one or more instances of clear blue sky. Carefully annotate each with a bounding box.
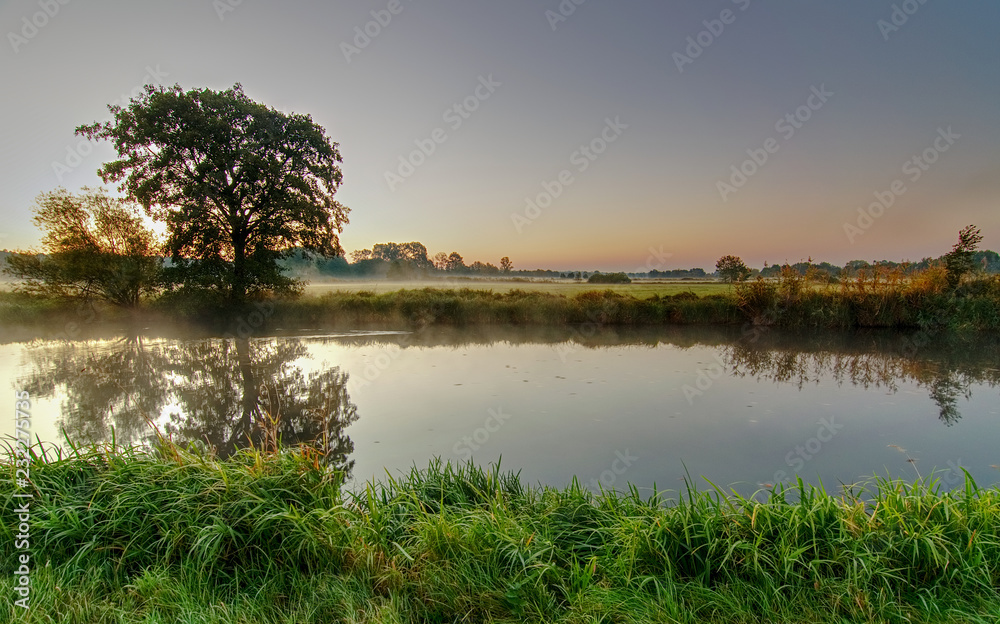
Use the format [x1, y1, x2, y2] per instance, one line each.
[1, 0, 998, 271]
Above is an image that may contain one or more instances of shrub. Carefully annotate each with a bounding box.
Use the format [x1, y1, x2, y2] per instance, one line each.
[587, 272, 631, 284]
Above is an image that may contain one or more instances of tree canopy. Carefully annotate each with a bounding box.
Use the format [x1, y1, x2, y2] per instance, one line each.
[76, 83, 349, 304]
[716, 255, 752, 283]
[3, 187, 161, 307]
[943, 225, 983, 288]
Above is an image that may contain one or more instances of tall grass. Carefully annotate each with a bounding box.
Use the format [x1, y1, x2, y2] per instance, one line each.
[258, 287, 741, 329]
[4, 269, 1000, 333]
[3, 439, 999, 623]
[735, 269, 1000, 330]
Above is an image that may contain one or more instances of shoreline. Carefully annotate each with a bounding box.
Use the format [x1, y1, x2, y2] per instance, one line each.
[3, 443, 998, 623]
[2, 283, 1000, 340]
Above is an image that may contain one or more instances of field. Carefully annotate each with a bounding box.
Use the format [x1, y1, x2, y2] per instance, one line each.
[303, 278, 731, 298]
[4, 272, 1000, 333]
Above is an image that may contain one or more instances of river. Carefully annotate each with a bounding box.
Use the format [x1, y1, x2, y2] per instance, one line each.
[2, 324, 998, 497]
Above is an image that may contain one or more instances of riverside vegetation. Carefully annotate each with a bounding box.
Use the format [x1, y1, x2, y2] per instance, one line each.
[3, 264, 1000, 335]
[2, 438, 999, 623]
[5, 83, 998, 623]
[3, 192, 996, 334]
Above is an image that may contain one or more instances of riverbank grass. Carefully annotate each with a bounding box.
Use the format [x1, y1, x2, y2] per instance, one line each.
[3, 270, 1000, 333]
[3, 441, 999, 623]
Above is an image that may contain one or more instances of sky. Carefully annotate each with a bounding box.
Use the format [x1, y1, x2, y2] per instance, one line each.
[1, 0, 998, 272]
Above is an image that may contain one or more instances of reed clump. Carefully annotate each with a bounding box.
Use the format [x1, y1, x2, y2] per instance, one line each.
[3, 440, 999, 623]
[735, 267, 1000, 330]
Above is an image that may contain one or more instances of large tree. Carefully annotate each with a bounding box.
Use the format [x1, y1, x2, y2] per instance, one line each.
[77, 83, 349, 304]
[716, 255, 752, 283]
[4, 187, 161, 307]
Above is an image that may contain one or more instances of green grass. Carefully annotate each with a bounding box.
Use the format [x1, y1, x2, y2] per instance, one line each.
[265, 287, 739, 329]
[3, 440, 999, 623]
[4, 273, 1000, 334]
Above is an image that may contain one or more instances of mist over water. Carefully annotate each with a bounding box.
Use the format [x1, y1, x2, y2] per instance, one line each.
[3, 324, 998, 497]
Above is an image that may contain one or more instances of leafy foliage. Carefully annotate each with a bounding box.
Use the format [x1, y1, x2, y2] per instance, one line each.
[3, 187, 161, 307]
[944, 225, 984, 289]
[587, 272, 631, 284]
[716, 254, 752, 283]
[77, 83, 349, 304]
[3, 448, 999, 623]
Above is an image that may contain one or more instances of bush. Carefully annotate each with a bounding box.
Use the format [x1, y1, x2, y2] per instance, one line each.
[587, 272, 631, 284]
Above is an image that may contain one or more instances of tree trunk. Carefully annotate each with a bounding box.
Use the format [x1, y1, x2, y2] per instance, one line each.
[232, 237, 247, 305]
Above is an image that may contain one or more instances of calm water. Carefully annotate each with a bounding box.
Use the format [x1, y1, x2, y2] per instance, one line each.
[3, 325, 999, 496]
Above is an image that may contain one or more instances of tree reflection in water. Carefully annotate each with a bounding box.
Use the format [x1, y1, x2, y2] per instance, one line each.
[18, 326, 997, 483]
[724, 332, 1000, 426]
[19, 335, 358, 475]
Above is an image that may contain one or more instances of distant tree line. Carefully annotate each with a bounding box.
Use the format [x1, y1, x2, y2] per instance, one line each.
[277, 242, 536, 279]
[757, 249, 1000, 281]
[646, 268, 708, 279]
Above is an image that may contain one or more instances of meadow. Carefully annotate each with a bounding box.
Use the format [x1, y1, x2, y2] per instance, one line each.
[2, 440, 998, 623]
[302, 278, 731, 298]
[3, 269, 1000, 337]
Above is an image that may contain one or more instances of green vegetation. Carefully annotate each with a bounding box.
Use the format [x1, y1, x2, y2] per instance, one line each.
[588, 271, 632, 284]
[4, 220, 1000, 333]
[715, 255, 752, 283]
[168, 287, 740, 330]
[4, 269, 1000, 334]
[76, 83, 350, 305]
[3, 440, 999, 623]
[944, 225, 985, 289]
[4, 188, 161, 307]
[286, 274, 1000, 331]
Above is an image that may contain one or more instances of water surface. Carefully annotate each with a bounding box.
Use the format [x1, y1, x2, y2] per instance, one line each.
[3, 325, 998, 496]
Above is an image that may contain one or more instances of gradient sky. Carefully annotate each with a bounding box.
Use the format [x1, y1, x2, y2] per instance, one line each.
[1, 0, 998, 271]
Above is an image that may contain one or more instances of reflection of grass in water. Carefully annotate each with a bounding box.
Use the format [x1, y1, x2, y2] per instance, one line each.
[3, 441, 999, 623]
